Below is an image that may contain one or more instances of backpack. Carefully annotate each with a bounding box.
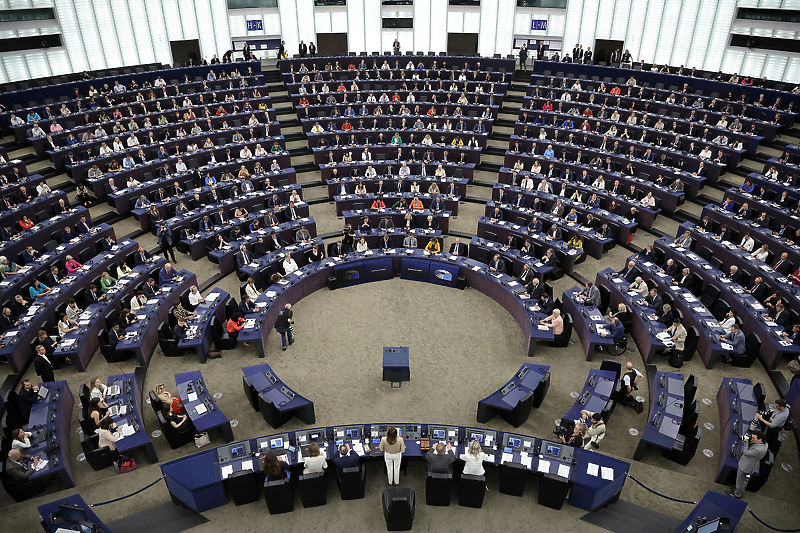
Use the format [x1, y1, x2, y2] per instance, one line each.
[119, 456, 137, 473]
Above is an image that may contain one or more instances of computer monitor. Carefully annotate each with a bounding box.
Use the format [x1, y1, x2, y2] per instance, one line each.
[470, 433, 484, 443]
[269, 438, 283, 449]
[346, 428, 359, 439]
[230, 445, 245, 458]
[432, 429, 446, 439]
[79, 522, 98, 533]
[545, 444, 561, 458]
[507, 438, 521, 448]
[310, 433, 320, 441]
[697, 519, 721, 533]
[59, 504, 88, 524]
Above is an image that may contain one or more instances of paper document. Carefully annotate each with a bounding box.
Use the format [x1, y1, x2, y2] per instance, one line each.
[35, 459, 48, 471]
[501, 452, 513, 464]
[206, 292, 219, 301]
[557, 464, 571, 478]
[537, 459, 550, 473]
[587, 463, 599, 477]
[241, 459, 254, 472]
[352, 442, 365, 456]
[519, 453, 532, 468]
[187, 392, 198, 402]
[601, 467, 614, 480]
[221, 465, 233, 479]
[195, 403, 207, 415]
[721, 342, 734, 351]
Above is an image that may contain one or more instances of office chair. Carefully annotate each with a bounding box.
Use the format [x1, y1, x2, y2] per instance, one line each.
[337, 464, 367, 500]
[148, 390, 163, 415]
[80, 432, 117, 471]
[264, 477, 294, 514]
[0, 458, 46, 502]
[546, 313, 572, 348]
[383, 488, 415, 531]
[457, 474, 486, 508]
[683, 375, 698, 407]
[732, 333, 761, 368]
[498, 462, 527, 496]
[298, 471, 327, 508]
[663, 425, 701, 466]
[679, 401, 700, 437]
[228, 470, 260, 505]
[425, 472, 452, 506]
[210, 316, 237, 351]
[242, 375, 260, 412]
[156, 411, 195, 449]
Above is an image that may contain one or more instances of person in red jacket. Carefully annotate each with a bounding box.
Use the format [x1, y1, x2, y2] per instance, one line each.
[227, 312, 249, 347]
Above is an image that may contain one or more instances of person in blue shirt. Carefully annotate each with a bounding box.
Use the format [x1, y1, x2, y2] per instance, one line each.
[544, 144, 555, 157]
[27, 112, 41, 123]
[534, 115, 546, 126]
[473, 120, 485, 133]
[205, 174, 217, 186]
[527, 216, 542, 233]
[158, 263, 177, 285]
[206, 70, 216, 81]
[739, 180, 754, 194]
[157, 146, 170, 160]
[721, 323, 746, 363]
[122, 155, 136, 169]
[605, 317, 625, 343]
[720, 197, 735, 211]
[332, 443, 361, 474]
[29, 280, 51, 299]
[560, 118, 574, 129]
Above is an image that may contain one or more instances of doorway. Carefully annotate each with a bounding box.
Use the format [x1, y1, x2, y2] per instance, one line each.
[316, 33, 349, 57]
[170, 39, 201, 67]
[594, 39, 624, 65]
[448, 33, 478, 55]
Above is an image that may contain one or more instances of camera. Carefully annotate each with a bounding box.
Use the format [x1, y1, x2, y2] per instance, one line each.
[553, 426, 569, 438]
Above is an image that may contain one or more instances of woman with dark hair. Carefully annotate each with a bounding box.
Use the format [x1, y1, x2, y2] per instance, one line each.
[261, 450, 290, 481]
[88, 397, 109, 428]
[379, 426, 405, 485]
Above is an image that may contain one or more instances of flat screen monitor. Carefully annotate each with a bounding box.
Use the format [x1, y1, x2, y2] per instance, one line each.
[432, 429, 445, 439]
[545, 444, 560, 458]
[470, 433, 484, 443]
[59, 505, 87, 524]
[310, 433, 319, 440]
[269, 438, 283, 449]
[697, 519, 721, 533]
[346, 428, 359, 439]
[507, 438, 521, 448]
[230, 445, 245, 458]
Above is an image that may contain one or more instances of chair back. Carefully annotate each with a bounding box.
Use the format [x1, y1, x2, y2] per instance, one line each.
[264, 477, 294, 514]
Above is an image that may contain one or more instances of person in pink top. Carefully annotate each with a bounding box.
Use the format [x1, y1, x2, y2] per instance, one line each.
[65, 255, 82, 273]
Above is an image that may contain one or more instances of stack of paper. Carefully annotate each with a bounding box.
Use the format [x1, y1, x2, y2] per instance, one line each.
[537, 459, 550, 473]
[557, 464, 571, 478]
[221, 465, 233, 479]
[195, 403, 207, 415]
[187, 392, 198, 402]
[587, 463, 599, 477]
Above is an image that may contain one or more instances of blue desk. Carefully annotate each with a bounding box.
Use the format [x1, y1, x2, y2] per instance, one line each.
[634, 371, 685, 461]
[26, 380, 74, 488]
[160, 421, 628, 513]
[242, 363, 315, 428]
[477, 363, 551, 426]
[176, 371, 234, 442]
[561, 369, 617, 424]
[670, 490, 748, 533]
[716, 377, 761, 484]
[178, 288, 229, 364]
[37, 493, 112, 533]
[468, 236, 554, 281]
[383, 346, 410, 385]
[562, 286, 616, 360]
[114, 272, 197, 366]
[106, 372, 157, 463]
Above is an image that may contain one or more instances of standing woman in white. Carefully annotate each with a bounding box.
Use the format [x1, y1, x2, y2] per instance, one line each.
[379, 427, 405, 485]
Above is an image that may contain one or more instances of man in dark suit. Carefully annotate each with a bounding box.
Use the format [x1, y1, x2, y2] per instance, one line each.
[449, 237, 467, 256]
[747, 277, 767, 301]
[547, 224, 562, 241]
[332, 444, 361, 474]
[84, 284, 105, 306]
[45, 266, 63, 287]
[770, 303, 791, 329]
[299, 41, 307, 57]
[503, 234, 517, 250]
[253, 237, 269, 258]
[142, 278, 160, 298]
[229, 226, 245, 242]
[267, 231, 284, 252]
[518, 264, 536, 287]
[773, 253, 791, 275]
[489, 254, 506, 273]
[21, 246, 40, 264]
[235, 245, 252, 271]
[239, 294, 256, 316]
[661, 258, 680, 277]
[33, 345, 55, 383]
[537, 292, 555, 315]
[0, 307, 18, 331]
[524, 274, 543, 299]
[99, 235, 116, 252]
[643, 288, 663, 311]
[108, 323, 123, 345]
[727, 265, 743, 284]
[76, 215, 93, 234]
[213, 208, 228, 226]
[5, 449, 39, 480]
[425, 442, 456, 474]
[619, 261, 637, 283]
[134, 247, 152, 265]
[653, 304, 674, 326]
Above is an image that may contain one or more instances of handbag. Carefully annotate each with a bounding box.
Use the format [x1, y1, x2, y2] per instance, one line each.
[171, 397, 185, 416]
[195, 432, 210, 448]
[788, 359, 800, 374]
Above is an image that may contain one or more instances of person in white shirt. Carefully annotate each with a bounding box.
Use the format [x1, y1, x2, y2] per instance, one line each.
[127, 133, 140, 147]
[537, 180, 552, 193]
[460, 440, 491, 476]
[739, 234, 755, 252]
[36, 182, 51, 195]
[175, 159, 187, 173]
[521, 176, 534, 190]
[99, 142, 112, 156]
[753, 244, 769, 262]
[716, 117, 728, 129]
[699, 146, 711, 160]
[282, 253, 298, 273]
[591, 176, 605, 189]
[560, 92, 572, 102]
[113, 138, 124, 152]
[30, 124, 46, 138]
[311, 122, 323, 133]
[719, 310, 736, 335]
[188, 285, 205, 307]
[365, 166, 377, 179]
[240, 146, 252, 158]
[641, 192, 656, 208]
[356, 237, 369, 252]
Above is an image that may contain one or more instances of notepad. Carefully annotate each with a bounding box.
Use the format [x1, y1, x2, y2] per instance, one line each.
[519, 453, 532, 468]
[187, 392, 198, 402]
[195, 403, 207, 415]
[501, 452, 514, 464]
[34, 459, 48, 471]
[601, 467, 614, 480]
[353, 442, 365, 456]
[557, 464, 571, 478]
[241, 459, 254, 472]
[587, 463, 599, 477]
[206, 292, 219, 301]
[537, 459, 550, 473]
[221, 465, 233, 479]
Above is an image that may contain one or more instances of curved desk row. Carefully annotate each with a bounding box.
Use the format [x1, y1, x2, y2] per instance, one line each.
[594, 269, 670, 363]
[496, 168, 660, 228]
[342, 209, 450, 234]
[0, 238, 137, 372]
[0, 223, 115, 307]
[562, 286, 618, 360]
[26, 380, 74, 488]
[160, 421, 628, 514]
[104, 371, 157, 463]
[239, 238, 323, 286]
[628, 255, 734, 367]
[309, 128, 490, 150]
[320, 160, 475, 182]
[327, 175, 468, 198]
[334, 191, 459, 216]
[279, 55, 515, 74]
[304, 115, 493, 136]
[178, 288, 230, 364]
[655, 233, 800, 369]
[315, 144, 482, 166]
[716, 377, 764, 484]
[634, 371, 686, 461]
[115, 270, 198, 366]
[477, 363, 551, 427]
[0, 189, 68, 231]
[242, 363, 316, 428]
[238, 250, 552, 358]
[0, 206, 91, 270]
[38, 493, 112, 533]
[176, 370, 233, 443]
[468, 236, 554, 281]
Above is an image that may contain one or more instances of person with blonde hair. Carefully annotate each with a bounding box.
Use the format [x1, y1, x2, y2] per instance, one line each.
[460, 439, 492, 476]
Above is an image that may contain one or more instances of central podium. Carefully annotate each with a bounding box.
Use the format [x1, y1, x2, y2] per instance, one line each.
[383, 347, 410, 388]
